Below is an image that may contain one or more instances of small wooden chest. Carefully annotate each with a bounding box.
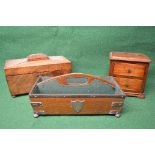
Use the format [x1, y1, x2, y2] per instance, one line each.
[109, 52, 151, 98]
[29, 73, 126, 118]
[5, 53, 72, 97]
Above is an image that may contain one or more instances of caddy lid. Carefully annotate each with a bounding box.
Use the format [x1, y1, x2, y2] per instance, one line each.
[5, 53, 71, 76]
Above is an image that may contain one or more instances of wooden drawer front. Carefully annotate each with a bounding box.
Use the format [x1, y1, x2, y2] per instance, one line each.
[114, 77, 143, 92]
[113, 62, 145, 78]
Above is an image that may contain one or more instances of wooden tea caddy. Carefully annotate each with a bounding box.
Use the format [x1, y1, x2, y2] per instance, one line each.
[4, 53, 72, 97]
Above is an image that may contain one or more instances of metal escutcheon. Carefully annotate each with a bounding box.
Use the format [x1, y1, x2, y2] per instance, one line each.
[71, 100, 85, 113]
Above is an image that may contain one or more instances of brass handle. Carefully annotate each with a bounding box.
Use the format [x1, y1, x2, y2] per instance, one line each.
[27, 53, 49, 61]
[58, 73, 116, 88]
[38, 73, 116, 88]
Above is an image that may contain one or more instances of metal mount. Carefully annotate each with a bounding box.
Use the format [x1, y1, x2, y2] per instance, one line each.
[109, 110, 121, 118]
[33, 113, 39, 118]
[31, 102, 43, 107]
[115, 112, 121, 118]
[33, 110, 45, 118]
[71, 100, 85, 113]
[111, 102, 123, 107]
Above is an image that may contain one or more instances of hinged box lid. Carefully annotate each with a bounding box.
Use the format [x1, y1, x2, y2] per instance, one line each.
[4, 53, 71, 76]
[110, 52, 151, 63]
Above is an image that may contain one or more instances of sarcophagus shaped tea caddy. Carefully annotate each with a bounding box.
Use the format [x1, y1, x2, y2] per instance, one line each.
[5, 53, 72, 97]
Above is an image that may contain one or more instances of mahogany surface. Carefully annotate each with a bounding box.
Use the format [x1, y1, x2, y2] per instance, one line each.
[4, 53, 72, 96]
[109, 52, 151, 98]
[30, 97, 124, 115]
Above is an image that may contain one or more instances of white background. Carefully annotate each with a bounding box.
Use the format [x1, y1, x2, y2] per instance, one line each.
[0, 0, 155, 154]
[0, 130, 155, 155]
[0, 0, 155, 25]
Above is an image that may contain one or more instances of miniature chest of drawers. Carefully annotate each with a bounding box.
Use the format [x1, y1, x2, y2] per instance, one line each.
[109, 52, 151, 98]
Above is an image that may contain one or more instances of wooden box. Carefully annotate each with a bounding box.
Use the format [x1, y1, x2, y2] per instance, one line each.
[5, 53, 72, 97]
[109, 52, 151, 98]
[29, 73, 126, 118]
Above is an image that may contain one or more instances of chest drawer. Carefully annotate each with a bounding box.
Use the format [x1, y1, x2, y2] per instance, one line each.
[114, 77, 143, 92]
[113, 62, 145, 78]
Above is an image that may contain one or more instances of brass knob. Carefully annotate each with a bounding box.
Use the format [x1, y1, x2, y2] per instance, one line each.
[125, 84, 129, 88]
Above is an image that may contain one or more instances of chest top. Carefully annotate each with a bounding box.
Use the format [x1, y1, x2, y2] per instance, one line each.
[110, 52, 151, 63]
[4, 53, 71, 76]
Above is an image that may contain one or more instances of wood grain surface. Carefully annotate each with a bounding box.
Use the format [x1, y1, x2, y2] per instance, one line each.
[109, 52, 151, 98]
[30, 97, 124, 115]
[5, 54, 72, 96]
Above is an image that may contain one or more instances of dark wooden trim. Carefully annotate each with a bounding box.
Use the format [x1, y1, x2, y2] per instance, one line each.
[29, 94, 126, 99]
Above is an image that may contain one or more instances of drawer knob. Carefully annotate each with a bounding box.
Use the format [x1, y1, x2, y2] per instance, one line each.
[128, 69, 132, 73]
[125, 84, 129, 88]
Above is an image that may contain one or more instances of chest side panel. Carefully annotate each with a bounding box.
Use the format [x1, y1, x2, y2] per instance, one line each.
[30, 97, 124, 115]
[6, 69, 71, 96]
